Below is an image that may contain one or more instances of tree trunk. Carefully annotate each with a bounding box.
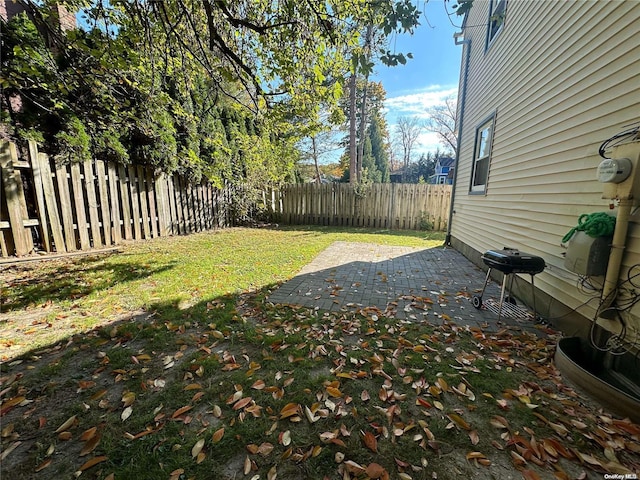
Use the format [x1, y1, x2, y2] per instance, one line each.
[356, 25, 373, 183]
[349, 73, 357, 184]
[311, 135, 321, 184]
[357, 75, 369, 183]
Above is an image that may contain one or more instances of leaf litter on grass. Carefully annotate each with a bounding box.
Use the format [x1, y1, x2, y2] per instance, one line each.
[1, 287, 640, 480]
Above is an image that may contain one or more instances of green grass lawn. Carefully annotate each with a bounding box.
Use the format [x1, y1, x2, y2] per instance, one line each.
[1, 227, 639, 480]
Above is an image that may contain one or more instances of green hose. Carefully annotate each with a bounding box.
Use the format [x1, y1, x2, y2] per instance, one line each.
[562, 212, 616, 243]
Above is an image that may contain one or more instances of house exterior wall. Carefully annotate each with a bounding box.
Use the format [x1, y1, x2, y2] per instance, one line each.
[450, 0, 640, 335]
[0, 1, 76, 30]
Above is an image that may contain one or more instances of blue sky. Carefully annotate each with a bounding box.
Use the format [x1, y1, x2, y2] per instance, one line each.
[372, 0, 464, 158]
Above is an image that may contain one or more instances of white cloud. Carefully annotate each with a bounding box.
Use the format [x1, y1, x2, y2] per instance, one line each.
[386, 85, 458, 158]
[385, 85, 458, 120]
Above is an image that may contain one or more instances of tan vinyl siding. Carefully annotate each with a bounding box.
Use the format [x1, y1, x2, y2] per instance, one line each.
[451, 0, 640, 325]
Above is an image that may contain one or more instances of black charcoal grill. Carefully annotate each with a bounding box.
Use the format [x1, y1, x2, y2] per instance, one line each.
[472, 248, 546, 321]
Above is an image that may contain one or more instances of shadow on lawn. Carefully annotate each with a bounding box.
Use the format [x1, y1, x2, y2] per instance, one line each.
[0, 287, 280, 479]
[2, 246, 640, 480]
[0, 255, 177, 313]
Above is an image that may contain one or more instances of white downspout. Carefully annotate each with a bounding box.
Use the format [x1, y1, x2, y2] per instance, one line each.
[597, 141, 640, 330]
[598, 198, 632, 316]
[445, 31, 471, 246]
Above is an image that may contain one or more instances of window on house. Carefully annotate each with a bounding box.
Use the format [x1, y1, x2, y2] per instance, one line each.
[470, 116, 495, 194]
[487, 0, 507, 47]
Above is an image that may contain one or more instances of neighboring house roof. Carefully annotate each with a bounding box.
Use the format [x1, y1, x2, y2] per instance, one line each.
[436, 157, 455, 168]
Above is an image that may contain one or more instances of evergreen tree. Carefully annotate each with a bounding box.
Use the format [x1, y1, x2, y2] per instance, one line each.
[368, 113, 391, 183]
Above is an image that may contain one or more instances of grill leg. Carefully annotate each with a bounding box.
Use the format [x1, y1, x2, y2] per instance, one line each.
[530, 274, 537, 322]
[472, 268, 492, 309]
[498, 273, 509, 322]
[479, 268, 492, 297]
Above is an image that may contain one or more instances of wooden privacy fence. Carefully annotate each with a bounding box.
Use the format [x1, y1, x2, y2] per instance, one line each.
[266, 183, 452, 231]
[0, 140, 231, 257]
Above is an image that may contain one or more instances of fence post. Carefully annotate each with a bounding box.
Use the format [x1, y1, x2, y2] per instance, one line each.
[0, 141, 32, 255]
[55, 160, 77, 251]
[83, 159, 102, 248]
[27, 141, 51, 252]
[155, 172, 169, 236]
[70, 162, 91, 249]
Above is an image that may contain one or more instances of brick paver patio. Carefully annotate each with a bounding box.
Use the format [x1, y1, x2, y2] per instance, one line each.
[268, 241, 544, 335]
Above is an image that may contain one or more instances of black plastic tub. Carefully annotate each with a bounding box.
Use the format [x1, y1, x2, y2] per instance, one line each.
[554, 336, 640, 423]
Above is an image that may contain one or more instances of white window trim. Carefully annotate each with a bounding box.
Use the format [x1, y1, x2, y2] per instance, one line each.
[470, 114, 496, 194]
[486, 0, 507, 50]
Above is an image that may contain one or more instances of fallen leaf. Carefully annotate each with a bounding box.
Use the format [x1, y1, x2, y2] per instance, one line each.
[280, 430, 291, 446]
[267, 465, 277, 480]
[362, 431, 378, 453]
[212, 428, 224, 443]
[575, 451, 603, 467]
[280, 403, 299, 419]
[466, 451, 486, 460]
[304, 406, 318, 423]
[251, 380, 266, 390]
[326, 386, 342, 398]
[1, 423, 14, 437]
[603, 460, 634, 475]
[169, 468, 184, 480]
[121, 392, 136, 407]
[55, 415, 77, 433]
[80, 427, 97, 442]
[121, 406, 133, 421]
[233, 397, 253, 410]
[0, 396, 25, 415]
[521, 469, 541, 480]
[0, 441, 21, 461]
[80, 433, 101, 456]
[192, 438, 205, 458]
[77, 455, 108, 472]
[34, 457, 52, 472]
[171, 405, 193, 418]
[344, 460, 366, 474]
[365, 462, 387, 479]
[490, 415, 509, 429]
[437, 378, 449, 392]
[448, 413, 471, 431]
[257, 442, 274, 455]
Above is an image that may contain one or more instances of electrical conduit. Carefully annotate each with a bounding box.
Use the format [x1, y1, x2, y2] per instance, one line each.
[599, 199, 633, 319]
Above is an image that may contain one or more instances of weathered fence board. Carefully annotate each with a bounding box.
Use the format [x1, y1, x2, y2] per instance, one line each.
[70, 162, 90, 249]
[107, 163, 121, 244]
[95, 160, 111, 247]
[28, 142, 51, 252]
[268, 183, 451, 231]
[83, 159, 102, 248]
[117, 164, 133, 241]
[56, 161, 76, 252]
[1, 142, 33, 255]
[0, 140, 233, 258]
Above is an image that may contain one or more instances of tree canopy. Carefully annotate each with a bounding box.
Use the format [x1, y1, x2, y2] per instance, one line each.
[2, 0, 424, 184]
